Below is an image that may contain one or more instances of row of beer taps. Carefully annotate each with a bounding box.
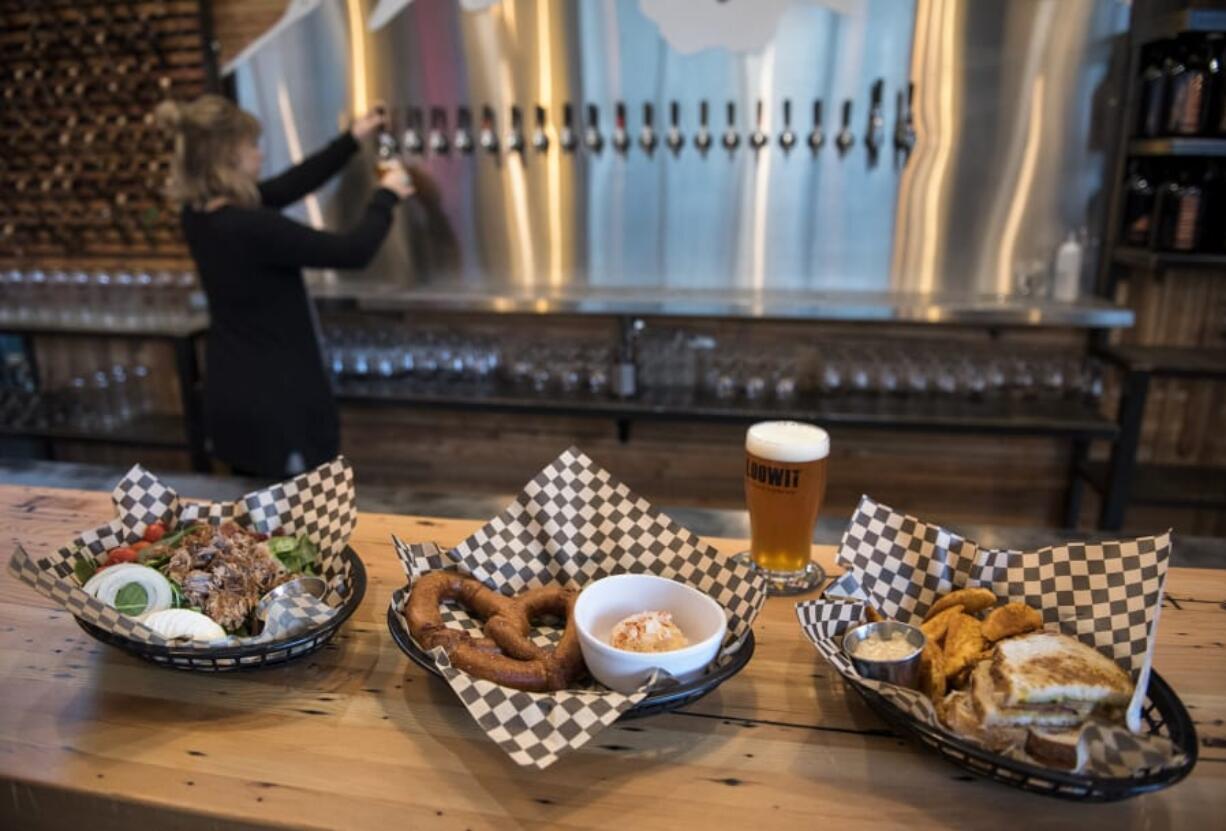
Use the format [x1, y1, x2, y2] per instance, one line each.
[378, 81, 917, 165]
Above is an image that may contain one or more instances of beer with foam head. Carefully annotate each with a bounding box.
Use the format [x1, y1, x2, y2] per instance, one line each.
[744, 421, 829, 578]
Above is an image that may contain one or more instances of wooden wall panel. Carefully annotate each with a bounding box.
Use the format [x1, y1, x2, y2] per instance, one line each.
[1110, 267, 1226, 470]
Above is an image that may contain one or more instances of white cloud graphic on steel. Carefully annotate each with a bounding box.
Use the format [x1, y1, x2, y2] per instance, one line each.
[639, 0, 864, 55]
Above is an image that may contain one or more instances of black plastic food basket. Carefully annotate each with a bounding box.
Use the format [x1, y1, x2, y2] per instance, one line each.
[853, 670, 1197, 801]
[386, 603, 754, 718]
[74, 546, 367, 672]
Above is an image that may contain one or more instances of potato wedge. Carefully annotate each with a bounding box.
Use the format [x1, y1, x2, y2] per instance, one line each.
[943, 613, 985, 680]
[982, 601, 1042, 642]
[864, 604, 884, 623]
[920, 604, 964, 646]
[924, 587, 997, 621]
[918, 641, 946, 701]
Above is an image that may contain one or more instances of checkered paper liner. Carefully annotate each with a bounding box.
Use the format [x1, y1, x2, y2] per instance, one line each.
[796, 495, 1186, 778]
[389, 446, 767, 769]
[8, 456, 358, 649]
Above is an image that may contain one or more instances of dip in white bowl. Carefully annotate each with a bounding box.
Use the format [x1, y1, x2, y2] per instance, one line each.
[574, 574, 728, 693]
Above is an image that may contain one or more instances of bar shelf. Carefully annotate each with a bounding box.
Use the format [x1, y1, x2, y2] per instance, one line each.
[1112, 247, 1226, 271]
[1077, 461, 1226, 510]
[1094, 344, 1226, 380]
[1126, 138, 1226, 158]
[335, 379, 1117, 439]
[0, 413, 189, 449]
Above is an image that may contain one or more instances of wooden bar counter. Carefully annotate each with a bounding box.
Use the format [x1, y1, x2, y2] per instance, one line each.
[1, 484, 1223, 829]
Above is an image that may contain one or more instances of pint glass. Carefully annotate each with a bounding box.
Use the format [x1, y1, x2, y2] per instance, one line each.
[743, 421, 829, 594]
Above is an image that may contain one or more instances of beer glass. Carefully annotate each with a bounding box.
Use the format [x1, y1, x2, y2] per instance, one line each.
[742, 421, 829, 594]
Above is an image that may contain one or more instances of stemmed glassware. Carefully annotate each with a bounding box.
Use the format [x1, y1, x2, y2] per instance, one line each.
[317, 320, 1104, 408]
[0, 268, 205, 327]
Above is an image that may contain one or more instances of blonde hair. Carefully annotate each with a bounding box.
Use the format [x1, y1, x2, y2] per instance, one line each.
[155, 95, 262, 210]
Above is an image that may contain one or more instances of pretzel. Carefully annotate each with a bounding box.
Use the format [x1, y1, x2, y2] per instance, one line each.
[405, 571, 586, 692]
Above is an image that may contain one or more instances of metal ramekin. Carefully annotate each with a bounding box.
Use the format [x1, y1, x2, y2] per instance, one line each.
[841, 620, 926, 689]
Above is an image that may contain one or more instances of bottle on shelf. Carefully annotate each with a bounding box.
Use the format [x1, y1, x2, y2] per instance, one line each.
[1052, 229, 1084, 302]
[1155, 162, 1206, 252]
[1121, 161, 1156, 247]
[1137, 41, 1169, 138]
[1163, 38, 1210, 136]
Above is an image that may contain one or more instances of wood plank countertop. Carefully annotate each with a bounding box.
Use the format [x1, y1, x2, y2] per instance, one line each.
[0, 484, 1223, 830]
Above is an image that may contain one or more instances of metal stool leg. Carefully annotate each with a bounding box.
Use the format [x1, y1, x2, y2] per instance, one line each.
[1063, 438, 1089, 530]
[1098, 370, 1149, 531]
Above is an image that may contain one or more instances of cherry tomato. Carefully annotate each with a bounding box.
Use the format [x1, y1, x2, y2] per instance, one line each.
[143, 522, 166, 543]
[131, 541, 151, 552]
[99, 547, 137, 569]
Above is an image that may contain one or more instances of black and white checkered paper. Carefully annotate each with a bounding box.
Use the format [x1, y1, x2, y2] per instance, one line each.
[796, 495, 1185, 778]
[390, 447, 767, 769]
[9, 456, 358, 652]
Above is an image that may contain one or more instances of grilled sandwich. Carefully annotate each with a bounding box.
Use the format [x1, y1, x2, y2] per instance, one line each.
[938, 631, 1134, 770]
[990, 632, 1133, 708]
[969, 662, 1094, 729]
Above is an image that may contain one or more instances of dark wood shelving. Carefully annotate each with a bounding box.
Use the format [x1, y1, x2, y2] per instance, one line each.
[1095, 344, 1226, 380]
[1112, 247, 1226, 271]
[336, 380, 1117, 439]
[1078, 461, 1226, 509]
[1133, 7, 1226, 43]
[1127, 137, 1226, 158]
[0, 413, 189, 449]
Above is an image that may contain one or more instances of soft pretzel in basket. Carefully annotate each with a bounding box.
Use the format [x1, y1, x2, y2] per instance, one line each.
[405, 571, 586, 692]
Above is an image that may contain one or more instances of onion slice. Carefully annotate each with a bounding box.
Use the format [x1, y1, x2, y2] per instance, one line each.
[81, 563, 173, 617]
[141, 609, 226, 642]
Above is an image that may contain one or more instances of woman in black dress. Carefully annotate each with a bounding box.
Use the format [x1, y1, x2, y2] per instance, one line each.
[155, 95, 413, 478]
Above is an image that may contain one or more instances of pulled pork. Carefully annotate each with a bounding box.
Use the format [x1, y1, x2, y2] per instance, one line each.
[166, 522, 291, 631]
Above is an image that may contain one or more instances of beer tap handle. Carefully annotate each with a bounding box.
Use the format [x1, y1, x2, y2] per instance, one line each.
[808, 99, 825, 151]
[506, 105, 524, 153]
[429, 106, 450, 154]
[584, 103, 604, 153]
[836, 99, 854, 154]
[666, 100, 685, 155]
[750, 99, 768, 150]
[894, 82, 917, 161]
[639, 102, 657, 154]
[866, 78, 884, 154]
[532, 104, 549, 152]
[559, 102, 576, 152]
[695, 99, 712, 154]
[455, 105, 473, 153]
[403, 106, 424, 155]
[722, 101, 740, 151]
[779, 98, 797, 152]
[375, 111, 400, 170]
[480, 104, 499, 154]
[613, 101, 629, 153]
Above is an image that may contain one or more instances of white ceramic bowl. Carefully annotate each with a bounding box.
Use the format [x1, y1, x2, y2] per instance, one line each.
[574, 574, 728, 693]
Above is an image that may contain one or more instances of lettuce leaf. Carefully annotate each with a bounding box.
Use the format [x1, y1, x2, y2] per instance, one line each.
[268, 535, 320, 574]
[73, 554, 98, 585]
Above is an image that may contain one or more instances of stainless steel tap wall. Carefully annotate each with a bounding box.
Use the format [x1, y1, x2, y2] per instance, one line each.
[232, 0, 1129, 302]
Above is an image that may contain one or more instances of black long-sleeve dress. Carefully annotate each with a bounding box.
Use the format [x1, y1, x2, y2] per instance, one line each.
[181, 132, 397, 476]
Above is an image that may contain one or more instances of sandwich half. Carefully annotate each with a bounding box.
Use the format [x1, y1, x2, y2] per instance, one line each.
[990, 631, 1133, 708]
[969, 661, 1094, 729]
